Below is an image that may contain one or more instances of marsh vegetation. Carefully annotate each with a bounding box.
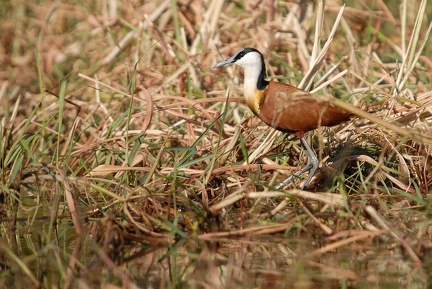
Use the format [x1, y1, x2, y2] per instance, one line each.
[0, 0, 431, 288]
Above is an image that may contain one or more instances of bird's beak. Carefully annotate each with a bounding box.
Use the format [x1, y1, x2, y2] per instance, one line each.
[214, 55, 236, 68]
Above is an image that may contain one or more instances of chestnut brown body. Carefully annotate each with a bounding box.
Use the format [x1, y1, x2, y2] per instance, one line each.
[256, 82, 351, 136]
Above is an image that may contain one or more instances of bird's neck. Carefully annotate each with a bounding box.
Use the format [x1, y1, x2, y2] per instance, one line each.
[243, 64, 269, 114]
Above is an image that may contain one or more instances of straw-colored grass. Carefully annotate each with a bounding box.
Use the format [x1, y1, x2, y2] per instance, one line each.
[0, 0, 431, 288]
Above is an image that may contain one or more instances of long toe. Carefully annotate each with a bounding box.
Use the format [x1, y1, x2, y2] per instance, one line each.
[301, 155, 319, 189]
[275, 160, 314, 190]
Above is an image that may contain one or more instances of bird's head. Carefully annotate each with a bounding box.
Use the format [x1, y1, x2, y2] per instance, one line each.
[214, 47, 264, 70]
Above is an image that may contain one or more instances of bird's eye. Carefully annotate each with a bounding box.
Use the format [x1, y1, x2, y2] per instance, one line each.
[236, 52, 245, 60]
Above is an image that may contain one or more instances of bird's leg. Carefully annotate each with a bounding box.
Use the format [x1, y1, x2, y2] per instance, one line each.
[274, 137, 319, 190]
[298, 137, 319, 189]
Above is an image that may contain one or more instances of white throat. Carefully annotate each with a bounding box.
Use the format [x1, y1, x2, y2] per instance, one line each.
[243, 65, 261, 101]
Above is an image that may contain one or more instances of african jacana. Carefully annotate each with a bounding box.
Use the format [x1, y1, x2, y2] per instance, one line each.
[214, 47, 351, 189]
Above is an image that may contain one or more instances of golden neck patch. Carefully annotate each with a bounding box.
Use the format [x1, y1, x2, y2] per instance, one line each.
[244, 86, 267, 115]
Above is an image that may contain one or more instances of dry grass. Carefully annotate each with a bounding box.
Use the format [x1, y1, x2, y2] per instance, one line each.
[1, 0, 432, 288]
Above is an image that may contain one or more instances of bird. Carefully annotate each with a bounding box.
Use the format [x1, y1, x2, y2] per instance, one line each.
[214, 47, 351, 190]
